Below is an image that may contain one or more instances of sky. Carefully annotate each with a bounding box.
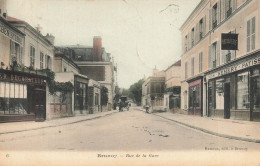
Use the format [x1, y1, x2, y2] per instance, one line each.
[6, 0, 200, 88]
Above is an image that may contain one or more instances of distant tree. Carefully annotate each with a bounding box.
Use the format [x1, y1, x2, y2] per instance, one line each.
[101, 86, 108, 106]
[128, 79, 144, 106]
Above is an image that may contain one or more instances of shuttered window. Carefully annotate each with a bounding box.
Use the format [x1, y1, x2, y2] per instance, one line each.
[247, 17, 256, 52]
[199, 52, 203, 73]
[191, 57, 194, 76]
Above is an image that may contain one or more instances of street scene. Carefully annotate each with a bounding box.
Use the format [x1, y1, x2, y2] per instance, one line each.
[1, 0, 260, 165]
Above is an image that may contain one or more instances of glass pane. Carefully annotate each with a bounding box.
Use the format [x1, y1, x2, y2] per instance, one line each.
[237, 72, 249, 109]
[24, 85, 27, 98]
[0, 82, 5, 97]
[5, 82, 10, 98]
[14, 84, 19, 98]
[10, 83, 15, 98]
[215, 79, 224, 109]
[19, 84, 23, 98]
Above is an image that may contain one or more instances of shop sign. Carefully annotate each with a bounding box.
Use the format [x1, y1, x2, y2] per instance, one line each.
[0, 22, 23, 45]
[207, 56, 260, 80]
[0, 73, 45, 85]
[221, 33, 238, 50]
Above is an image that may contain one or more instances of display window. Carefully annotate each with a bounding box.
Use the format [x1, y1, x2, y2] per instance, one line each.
[236, 72, 249, 109]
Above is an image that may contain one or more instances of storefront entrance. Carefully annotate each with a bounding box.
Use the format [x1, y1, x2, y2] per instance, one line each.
[188, 78, 203, 116]
[251, 68, 260, 121]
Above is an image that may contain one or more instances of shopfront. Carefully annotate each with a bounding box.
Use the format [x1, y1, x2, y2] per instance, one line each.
[0, 69, 47, 122]
[74, 74, 89, 115]
[187, 77, 203, 116]
[206, 52, 260, 121]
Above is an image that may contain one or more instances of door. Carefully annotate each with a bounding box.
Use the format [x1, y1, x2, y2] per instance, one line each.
[34, 88, 46, 121]
[224, 83, 230, 119]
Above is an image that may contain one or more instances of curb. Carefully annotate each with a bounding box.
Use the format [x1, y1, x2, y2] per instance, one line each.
[136, 108, 260, 143]
[0, 111, 118, 135]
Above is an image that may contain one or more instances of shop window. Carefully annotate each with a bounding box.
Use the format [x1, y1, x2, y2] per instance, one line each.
[208, 81, 213, 109]
[30, 46, 35, 69]
[189, 85, 201, 108]
[253, 69, 260, 109]
[0, 82, 28, 115]
[236, 72, 249, 109]
[215, 79, 224, 110]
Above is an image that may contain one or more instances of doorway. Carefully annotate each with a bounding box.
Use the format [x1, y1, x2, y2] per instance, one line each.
[224, 83, 230, 119]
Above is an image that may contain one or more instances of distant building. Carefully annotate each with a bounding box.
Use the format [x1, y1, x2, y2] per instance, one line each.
[142, 68, 165, 112]
[53, 49, 89, 118]
[56, 37, 116, 106]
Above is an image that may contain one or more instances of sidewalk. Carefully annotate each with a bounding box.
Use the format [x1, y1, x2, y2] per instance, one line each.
[134, 107, 260, 143]
[0, 110, 118, 135]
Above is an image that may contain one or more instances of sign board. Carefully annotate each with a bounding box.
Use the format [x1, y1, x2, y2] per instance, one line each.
[221, 33, 238, 50]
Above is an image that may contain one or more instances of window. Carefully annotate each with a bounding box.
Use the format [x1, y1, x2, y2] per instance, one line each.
[199, 19, 203, 40]
[199, 52, 203, 73]
[46, 55, 52, 70]
[185, 35, 188, 52]
[212, 4, 218, 29]
[191, 28, 195, 47]
[226, 0, 232, 18]
[236, 72, 249, 109]
[30, 46, 35, 69]
[95, 93, 99, 105]
[212, 42, 217, 68]
[40, 52, 44, 69]
[10, 41, 21, 65]
[247, 17, 256, 52]
[191, 57, 194, 76]
[185, 62, 188, 79]
[0, 82, 28, 115]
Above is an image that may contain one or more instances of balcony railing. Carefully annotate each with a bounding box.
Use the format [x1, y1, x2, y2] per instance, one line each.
[226, 8, 232, 18]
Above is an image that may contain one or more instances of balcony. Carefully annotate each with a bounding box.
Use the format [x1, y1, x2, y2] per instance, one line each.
[226, 8, 232, 18]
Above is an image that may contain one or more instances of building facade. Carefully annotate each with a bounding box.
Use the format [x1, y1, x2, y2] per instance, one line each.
[142, 69, 165, 112]
[164, 60, 181, 112]
[180, 0, 260, 121]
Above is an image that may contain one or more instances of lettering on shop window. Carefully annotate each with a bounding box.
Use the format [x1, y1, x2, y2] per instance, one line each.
[207, 57, 260, 79]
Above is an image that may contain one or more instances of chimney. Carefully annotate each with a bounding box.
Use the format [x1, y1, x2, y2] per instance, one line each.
[93, 36, 102, 61]
[45, 33, 55, 45]
[0, 0, 7, 20]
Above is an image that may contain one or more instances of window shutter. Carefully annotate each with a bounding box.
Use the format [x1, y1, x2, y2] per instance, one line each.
[232, 0, 237, 12]
[203, 16, 206, 36]
[195, 23, 199, 43]
[209, 8, 212, 30]
[247, 20, 251, 52]
[217, 2, 221, 25]
[221, 0, 225, 21]
[208, 45, 212, 69]
[216, 41, 220, 66]
[251, 17, 256, 50]
[231, 29, 236, 60]
[187, 33, 190, 50]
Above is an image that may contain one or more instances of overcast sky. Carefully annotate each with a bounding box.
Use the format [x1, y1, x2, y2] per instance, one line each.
[7, 0, 200, 88]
